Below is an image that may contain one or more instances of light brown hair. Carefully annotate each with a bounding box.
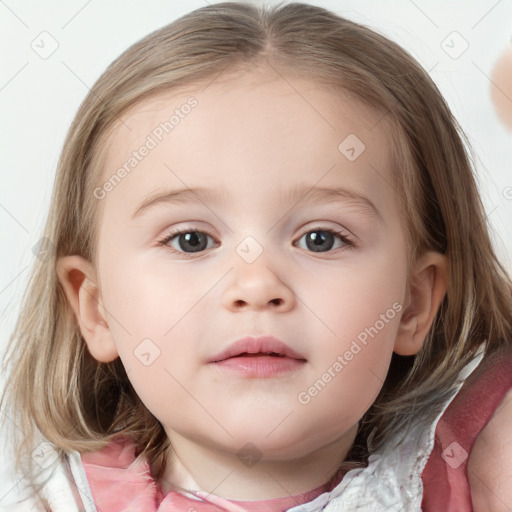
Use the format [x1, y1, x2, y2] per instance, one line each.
[2, 0, 511, 492]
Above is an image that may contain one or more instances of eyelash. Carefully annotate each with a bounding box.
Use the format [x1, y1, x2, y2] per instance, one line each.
[157, 226, 355, 258]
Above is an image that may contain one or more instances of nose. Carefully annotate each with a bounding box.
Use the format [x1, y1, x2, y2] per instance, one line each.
[222, 257, 296, 312]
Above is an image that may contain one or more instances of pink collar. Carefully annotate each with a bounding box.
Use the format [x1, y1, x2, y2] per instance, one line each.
[81, 436, 344, 511]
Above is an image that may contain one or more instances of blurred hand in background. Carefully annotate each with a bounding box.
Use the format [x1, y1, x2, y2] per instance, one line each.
[491, 36, 512, 132]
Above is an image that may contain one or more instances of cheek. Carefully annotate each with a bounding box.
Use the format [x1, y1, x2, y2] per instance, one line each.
[311, 253, 407, 350]
[98, 254, 218, 412]
[306, 295, 401, 405]
[100, 253, 192, 336]
[292, 323, 398, 454]
[292, 260, 405, 426]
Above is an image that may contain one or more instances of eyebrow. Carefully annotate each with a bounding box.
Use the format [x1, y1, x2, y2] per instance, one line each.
[131, 183, 381, 220]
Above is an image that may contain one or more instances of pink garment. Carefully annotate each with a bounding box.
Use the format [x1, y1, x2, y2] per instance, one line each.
[421, 344, 512, 510]
[81, 437, 345, 512]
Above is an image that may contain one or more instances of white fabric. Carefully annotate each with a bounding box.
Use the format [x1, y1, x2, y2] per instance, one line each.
[0, 349, 484, 512]
[0, 448, 96, 512]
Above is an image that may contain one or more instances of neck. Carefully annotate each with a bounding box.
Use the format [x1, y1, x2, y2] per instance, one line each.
[157, 424, 358, 500]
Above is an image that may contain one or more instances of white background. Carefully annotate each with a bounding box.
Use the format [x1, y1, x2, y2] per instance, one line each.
[1, 0, 511, 505]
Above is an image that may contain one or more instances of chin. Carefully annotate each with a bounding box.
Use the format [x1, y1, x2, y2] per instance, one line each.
[219, 424, 344, 462]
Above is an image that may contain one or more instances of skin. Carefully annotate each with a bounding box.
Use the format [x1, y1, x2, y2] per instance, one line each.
[490, 41, 512, 131]
[57, 62, 447, 500]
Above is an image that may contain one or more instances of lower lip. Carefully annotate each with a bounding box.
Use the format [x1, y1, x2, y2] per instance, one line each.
[211, 355, 306, 377]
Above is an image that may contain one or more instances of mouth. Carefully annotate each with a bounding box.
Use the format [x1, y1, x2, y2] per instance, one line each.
[208, 336, 306, 378]
[230, 352, 288, 358]
[208, 336, 306, 363]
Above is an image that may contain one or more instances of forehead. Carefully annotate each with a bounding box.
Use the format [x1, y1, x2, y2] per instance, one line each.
[95, 64, 397, 220]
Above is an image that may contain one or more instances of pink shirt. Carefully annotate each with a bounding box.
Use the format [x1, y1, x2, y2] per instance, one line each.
[82, 437, 346, 512]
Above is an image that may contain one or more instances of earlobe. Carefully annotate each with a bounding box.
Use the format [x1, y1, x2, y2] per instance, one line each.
[394, 251, 448, 356]
[56, 255, 119, 362]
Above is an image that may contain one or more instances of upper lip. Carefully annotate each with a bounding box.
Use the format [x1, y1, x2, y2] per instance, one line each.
[208, 336, 306, 362]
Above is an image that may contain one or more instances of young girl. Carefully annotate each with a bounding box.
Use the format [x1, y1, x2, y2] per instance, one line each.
[2, 2, 512, 511]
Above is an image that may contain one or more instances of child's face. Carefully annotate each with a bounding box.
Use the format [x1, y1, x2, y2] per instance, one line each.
[85, 64, 418, 459]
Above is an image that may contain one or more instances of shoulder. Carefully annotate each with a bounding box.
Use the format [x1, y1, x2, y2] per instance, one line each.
[468, 388, 512, 512]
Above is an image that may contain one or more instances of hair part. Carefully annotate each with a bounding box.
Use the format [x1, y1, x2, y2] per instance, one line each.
[2, 1, 511, 490]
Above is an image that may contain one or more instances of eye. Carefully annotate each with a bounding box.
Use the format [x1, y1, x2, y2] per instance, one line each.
[157, 228, 217, 256]
[157, 226, 354, 257]
[294, 227, 354, 253]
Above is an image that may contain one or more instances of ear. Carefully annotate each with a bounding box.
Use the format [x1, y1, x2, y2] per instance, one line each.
[56, 255, 119, 362]
[394, 251, 448, 356]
